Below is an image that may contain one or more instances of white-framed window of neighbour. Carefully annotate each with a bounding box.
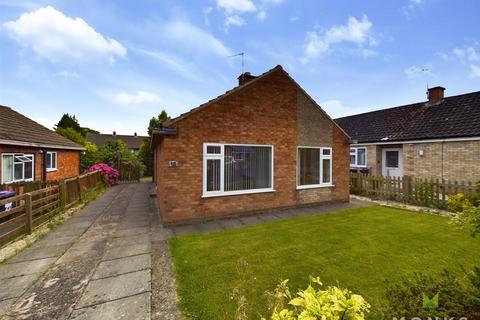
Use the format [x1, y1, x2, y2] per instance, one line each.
[1, 153, 35, 184]
[297, 147, 333, 189]
[350, 147, 367, 167]
[203, 143, 274, 197]
[46, 151, 57, 172]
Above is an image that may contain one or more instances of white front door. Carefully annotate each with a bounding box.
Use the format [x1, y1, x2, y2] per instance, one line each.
[382, 148, 403, 177]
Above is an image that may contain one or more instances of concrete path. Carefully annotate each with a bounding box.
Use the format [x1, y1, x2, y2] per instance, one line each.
[0, 183, 160, 320]
[1, 181, 371, 320]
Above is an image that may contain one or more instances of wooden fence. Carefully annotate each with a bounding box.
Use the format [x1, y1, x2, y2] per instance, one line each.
[0, 180, 58, 195]
[350, 173, 480, 208]
[0, 170, 104, 246]
[119, 163, 141, 183]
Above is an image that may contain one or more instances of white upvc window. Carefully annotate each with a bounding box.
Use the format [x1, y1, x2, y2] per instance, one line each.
[1, 153, 35, 184]
[203, 143, 274, 197]
[350, 147, 367, 167]
[46, 151, 57, 172]
[297, 147, 333, 189]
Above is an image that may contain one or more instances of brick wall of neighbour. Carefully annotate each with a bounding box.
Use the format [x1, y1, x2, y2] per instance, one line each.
[0, 145, 80, 183]
[155, 69, 350, 223]
[404, 140, 480, 181]
[46, 150, 80, 180]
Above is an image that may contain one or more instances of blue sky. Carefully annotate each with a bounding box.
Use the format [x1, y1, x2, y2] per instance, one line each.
[0, 0, 479, 135]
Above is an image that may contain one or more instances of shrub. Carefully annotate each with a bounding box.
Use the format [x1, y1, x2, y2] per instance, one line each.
[263, 277, 370, 320]
[382, 268, 480, 319]
[447, 193, 471, 212]
[452, 204, 480, 238]
[84, 163, 119, 185]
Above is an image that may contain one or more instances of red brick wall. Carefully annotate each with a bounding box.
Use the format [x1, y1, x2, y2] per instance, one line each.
[0, 145, 80, 183]
[155, 68, 349, 223]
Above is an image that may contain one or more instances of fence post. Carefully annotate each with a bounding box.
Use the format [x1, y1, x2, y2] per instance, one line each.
[59, 180, 67, 210]
[25, 193, 33, 234]
[403, 175, 412, 202]
[77, 176, 83, 202]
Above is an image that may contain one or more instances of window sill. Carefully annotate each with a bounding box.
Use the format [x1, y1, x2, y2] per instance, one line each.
[296, 184, 335, 190]
[202, 188, 275, 198]
[46, 168, 58, 173]
[350, 165, 367, 168]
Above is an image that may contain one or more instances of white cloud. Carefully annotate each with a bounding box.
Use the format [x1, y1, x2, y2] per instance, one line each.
[302, 15, 376, 62]
[136, 48, 201, 81]
[453, 46, 480, 62]
[3, 6, 126, 63]
[404, 65, 431, 78]
[470, 65, 480, 78]
[216, 0, 256, 14]
[164, 20, 231, 56]
[224, 15, 246, 29]
[112, 91, 160, 105]
[35, 116, 57, 130]
[403, 0, 425, 15]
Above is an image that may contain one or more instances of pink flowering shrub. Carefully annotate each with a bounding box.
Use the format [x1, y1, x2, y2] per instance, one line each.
[84, 163, 119, 185]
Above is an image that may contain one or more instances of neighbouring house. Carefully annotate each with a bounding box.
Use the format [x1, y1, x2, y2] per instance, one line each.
[0, 105, 84, 184]
[335, 86, 480, 181]
[87, 132, 147, 154]
[151, 65, 350, 224]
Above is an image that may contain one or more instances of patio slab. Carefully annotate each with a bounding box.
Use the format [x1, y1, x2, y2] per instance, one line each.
[70, 292, 150, 320]
[76, 269, 150, 308]
[92, 254, 151, 280]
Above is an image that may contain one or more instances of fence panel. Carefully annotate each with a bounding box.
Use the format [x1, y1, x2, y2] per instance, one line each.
[0, 170, 104, 247]
[119, 163, 141, 183]
[350, 173, 480, 208]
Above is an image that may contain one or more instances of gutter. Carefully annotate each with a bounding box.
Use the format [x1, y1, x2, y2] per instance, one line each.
[0, 139, 85, 151]
[350, 136, 480, 146]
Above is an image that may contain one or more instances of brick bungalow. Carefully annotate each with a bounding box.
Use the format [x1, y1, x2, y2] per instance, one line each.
[336, 87, 480, 182]
[151, 65, 350, 224]
[0, 105, 84, 184]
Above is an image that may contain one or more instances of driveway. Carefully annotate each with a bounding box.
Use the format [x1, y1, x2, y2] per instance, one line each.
[0, 182, 180, 320]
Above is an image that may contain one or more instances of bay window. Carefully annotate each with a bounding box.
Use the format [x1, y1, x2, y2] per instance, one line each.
[1, 153, 34, 183]
[203, 143, 274, 197]
[350, 147, 366, 167]
[46, 151, 57, 171]
[297, 147, 332, 188]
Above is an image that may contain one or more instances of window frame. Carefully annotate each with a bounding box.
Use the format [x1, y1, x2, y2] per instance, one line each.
[202, 143, 275, 198]
[46, 151, 58, 172]
[296, 146, 333, 189]
[350, 147, 367, 167]
[1, 153, 35, 184]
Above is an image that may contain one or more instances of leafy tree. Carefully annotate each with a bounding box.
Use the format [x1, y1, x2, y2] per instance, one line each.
[99, 139, 140, 167]
[55, 127, 100, 171]
[148, 110, 170, 136]
[56, 113, 82, 133]
[141, 110, 170, 176]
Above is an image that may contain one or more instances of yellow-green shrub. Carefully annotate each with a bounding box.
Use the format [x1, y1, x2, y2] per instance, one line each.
[263, 277, 370, 320]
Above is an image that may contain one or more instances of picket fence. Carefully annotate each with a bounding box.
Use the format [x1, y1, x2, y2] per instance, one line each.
[350, 173, 480, 207]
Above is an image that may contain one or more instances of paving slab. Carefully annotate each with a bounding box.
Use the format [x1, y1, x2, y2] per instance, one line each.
[173, 224, 200, 236]
[92, 254, 151, 280]
[32, 235, 78, 247]
[197, 221, 223, 233]
[0, 257, 56, 280]
[70, 292, 150, 320]
[258, 213, 282, 222]
[239, 215, 263, 225]
[76, 269, 150, 308]
[102, 243, 152, 261]
[6, 244, 71, 264]
[109, 234, 150, 247]
[151, 227, 174, 241]
[0, 298, 16, 316]
[0, 274, 39, 300]
[114, 226, 150, 237]
[218, 218, 244, 229]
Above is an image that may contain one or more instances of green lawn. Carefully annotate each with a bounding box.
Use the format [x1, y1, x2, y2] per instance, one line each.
[169, 206, 480, 319]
